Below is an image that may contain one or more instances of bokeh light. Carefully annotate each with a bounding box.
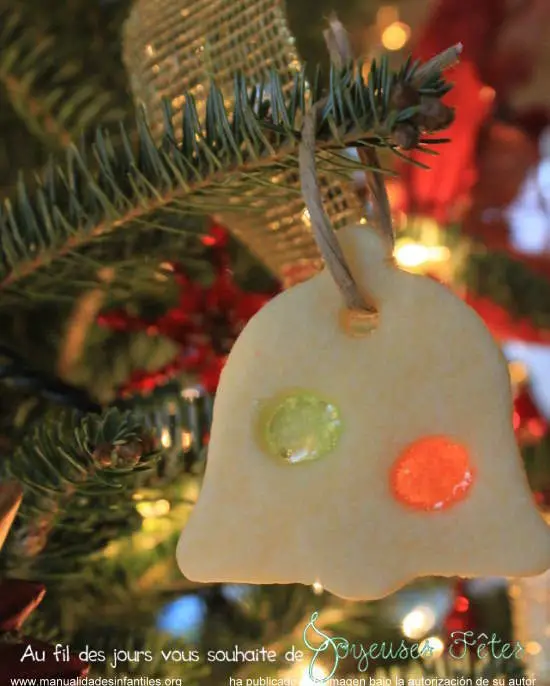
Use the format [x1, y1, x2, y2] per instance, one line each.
[381, 22, 411, 51]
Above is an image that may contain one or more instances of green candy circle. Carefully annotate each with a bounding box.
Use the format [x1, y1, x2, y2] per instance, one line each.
[256, 390, 343, 464]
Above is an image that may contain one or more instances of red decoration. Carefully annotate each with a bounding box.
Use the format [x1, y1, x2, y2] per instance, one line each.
[444, 580, 475, 639]
[471, 122, 538, 211]
[400, 62, 494, 222]
[535, 490, 550, 512]
[0, 639, 87, 685]
[464, 294, 550, 345]
[482, 0, 550, 99]
[515, 105, 550, 142]
[422, 280, 550, 349]
[390, 436, 474, 511]
[513, 387, 548, 445]
[462, 221, 550, 280]
[399, 0, 500, 221]
[400, 0, 550, 223]
[0, 483, 89, 684]
[460, 299, 548, 444]
[98, 222, 277, 395]
[412, 0, 550, 106]
[0, 579, 45, 631]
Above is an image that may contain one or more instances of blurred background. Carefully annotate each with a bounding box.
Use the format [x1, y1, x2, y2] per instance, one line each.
[0, 0, 550, 683]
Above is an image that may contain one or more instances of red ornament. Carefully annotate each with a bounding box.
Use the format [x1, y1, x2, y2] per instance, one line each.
[515, 105, 550, 142]
[482, 0, 550, 99]
[0, 579, 46, 631]
[0, 639, 88, 685]
[513, 386, 547, 445]
[454, 595, 470, 614]
[535, 490, 550, 511]
[398, 0, 500, 222]
[99, 222, 277, 395]
[201, 222, 229, 249]
[444, 580, 475, 638]
[410, 0, 548, 99]
[400, 0, 550, 224]
[400, 61, 494, 223]
[199, 355, 228, 394]
[472, 123, 538, 210]
[0, 483, 89, 684]
[464, 294, 550, 345]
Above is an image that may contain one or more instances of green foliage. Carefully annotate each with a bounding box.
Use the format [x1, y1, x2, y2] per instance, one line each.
[0, 3, 526, 679]
[0, 3, 127, 151]
[524, 433, 550, 493]
[118, 382, 212, 484]
[402, 219, 550, 335]
[0, 342, 99, 414]
[0, 56, 453, 306]
[0, 407, 159, 574]
[464, 250, 550, 330]
[73, 332, 181, 404]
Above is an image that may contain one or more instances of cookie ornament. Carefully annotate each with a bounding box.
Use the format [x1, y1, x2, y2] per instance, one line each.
[177, 83, 550, 604]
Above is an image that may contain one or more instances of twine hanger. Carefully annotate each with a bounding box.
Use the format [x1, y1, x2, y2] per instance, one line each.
[298, 18, 462, 317]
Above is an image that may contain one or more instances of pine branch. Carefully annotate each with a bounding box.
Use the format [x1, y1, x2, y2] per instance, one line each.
[0, 55, 456, 300]
[118, 380, 213, 482]
[400, 219, 550, 334]
[464, 250, 550, 330]
[0, 343, 100, 412]
[0, 4, 127, 152]
[0, 408, 159, 572]
[524, 432, 550, 494]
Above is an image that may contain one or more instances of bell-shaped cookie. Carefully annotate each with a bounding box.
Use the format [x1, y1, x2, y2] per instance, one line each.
[177, 225, 550, 600]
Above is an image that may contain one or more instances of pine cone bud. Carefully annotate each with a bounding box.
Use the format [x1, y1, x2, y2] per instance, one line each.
[392, 124, 419, 150]
[14, 515, 53, 558]
[140, 431, 157, 455]
[92, 443, 115, 468]
[22, 530, 49, 558]
[390, 82, 420, 110]
[417, 97, 455, 132]
[114, 439, 143, 468]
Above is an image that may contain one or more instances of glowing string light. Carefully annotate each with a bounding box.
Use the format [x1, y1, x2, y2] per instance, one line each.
[136, 499, 171, 519]
[381, 22, 411, 51]
[394, 241, 450, 269]
[300, 665, 328, 685]
[402, 606, 436, 639]
[420, 636, 445, 659]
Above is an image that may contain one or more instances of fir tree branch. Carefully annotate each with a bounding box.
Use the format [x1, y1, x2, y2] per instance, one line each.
[403, 220, 550, 332]
[0, 53, 456, 300]
[57, 267, 115, 381]
[0, 344, 101, 412]
[0, 4, 126, 152]
[118, 381, 212, 481]
[464, 250, 550, 330]
[0, 408, 158, 572]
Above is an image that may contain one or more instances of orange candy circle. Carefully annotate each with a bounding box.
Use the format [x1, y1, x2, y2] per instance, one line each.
[390, 436, 474, 511]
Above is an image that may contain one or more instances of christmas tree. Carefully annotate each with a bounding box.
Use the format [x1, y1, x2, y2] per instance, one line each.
[1, 0, 550, 684]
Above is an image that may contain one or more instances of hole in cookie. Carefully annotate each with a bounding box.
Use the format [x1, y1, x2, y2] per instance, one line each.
[390, 436, 474, 511]
[339, 307, 379, 338]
